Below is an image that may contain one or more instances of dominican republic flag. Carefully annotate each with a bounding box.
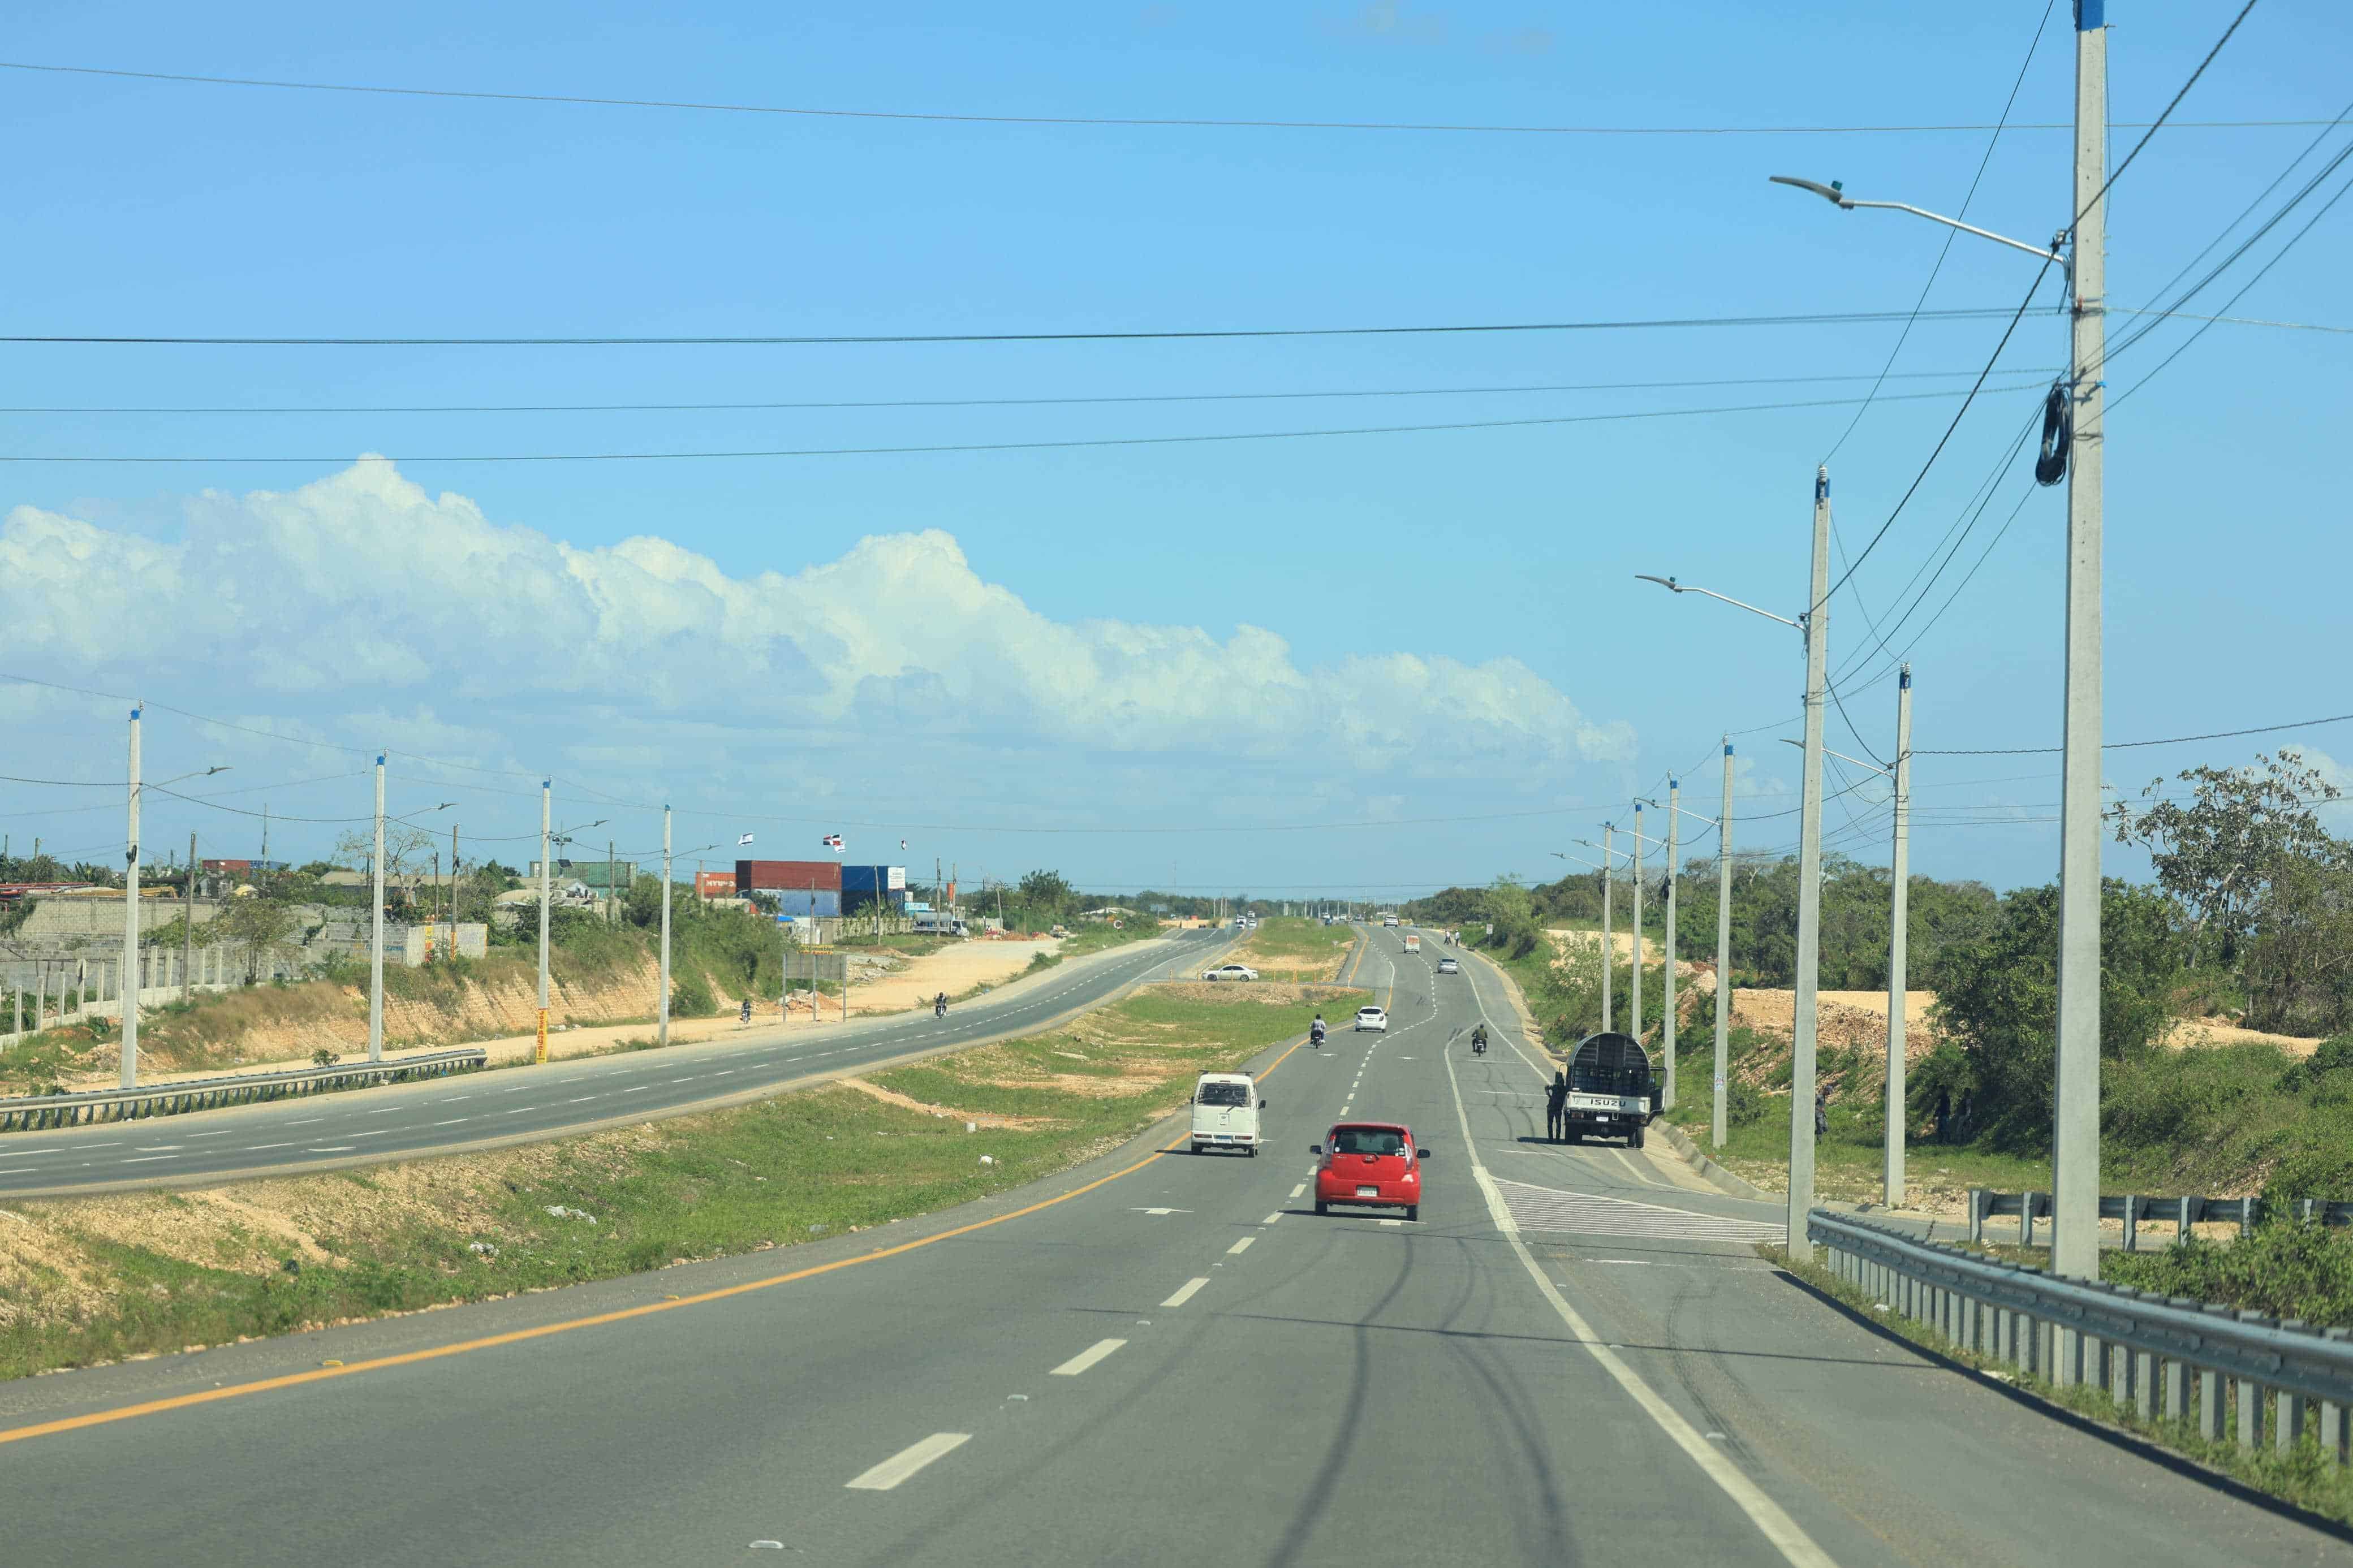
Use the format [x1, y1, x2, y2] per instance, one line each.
[738, 832, 754, 846]
[822, 833, 844, 850]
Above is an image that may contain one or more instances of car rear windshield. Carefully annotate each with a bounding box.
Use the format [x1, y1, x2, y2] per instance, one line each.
[1358, 1009, 1383, 1019]
[1330, 1127, 1404, 1156]
[1197, 1081, 1251, 1108]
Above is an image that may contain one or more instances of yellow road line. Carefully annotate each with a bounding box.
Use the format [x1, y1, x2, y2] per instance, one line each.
[0, 998, 1325, 1452]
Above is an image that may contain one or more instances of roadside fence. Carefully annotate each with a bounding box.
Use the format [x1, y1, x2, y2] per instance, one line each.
[1811, 1210, 2352, 1464]
[0, 1048, 488, 1131]
[1970, 1189, 2353, 1249]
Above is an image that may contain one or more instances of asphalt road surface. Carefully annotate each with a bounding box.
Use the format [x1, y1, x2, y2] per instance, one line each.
[1, 925, 2341, 1566]
[0, 927, 1229, 1198]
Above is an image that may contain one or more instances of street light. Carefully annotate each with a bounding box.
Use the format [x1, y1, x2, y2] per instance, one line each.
[1640, 463, 1833, 1250]
[1773, 37, 2109, 1278]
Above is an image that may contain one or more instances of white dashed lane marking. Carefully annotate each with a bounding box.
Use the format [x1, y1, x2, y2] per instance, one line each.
[844, 1433, 972, 1492]
[1049, 1338, 1127, 1377]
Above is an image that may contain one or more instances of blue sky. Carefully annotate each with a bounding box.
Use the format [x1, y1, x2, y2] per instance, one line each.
[3, 2, 2349, 902]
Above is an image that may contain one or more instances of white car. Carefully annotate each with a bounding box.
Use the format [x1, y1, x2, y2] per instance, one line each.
[1437, 957, 1460, 975]
[1202, 963, 1260, 982]
[1355, 1006, 1389, 1033]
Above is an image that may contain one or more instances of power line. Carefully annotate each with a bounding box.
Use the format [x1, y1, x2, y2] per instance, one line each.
[0, 59, 2324, 137]
[1821, 0, 2056, 464]
[1919, 710, 2353, 757]
[1815, 265, 2054, 612]
[0, 381, 2058, 465]
[0, 305, 2065, 349]
[0, 367, 2061, 418]
[2071, 0, 2263, 235]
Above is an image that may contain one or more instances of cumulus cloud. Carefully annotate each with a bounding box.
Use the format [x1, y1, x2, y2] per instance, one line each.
[1, 460, 1632, 839]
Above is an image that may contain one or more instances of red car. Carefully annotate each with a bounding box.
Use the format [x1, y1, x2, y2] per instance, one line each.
[1311, 1121, 1431, 1221]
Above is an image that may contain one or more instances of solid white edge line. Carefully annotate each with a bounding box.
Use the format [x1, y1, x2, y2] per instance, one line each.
[1160, 1277, 1209, 1308]
[843, 1431, 973, 1491]
[1442, 1046, 1838, 1568]
[1048, 1337, 1128, 1377]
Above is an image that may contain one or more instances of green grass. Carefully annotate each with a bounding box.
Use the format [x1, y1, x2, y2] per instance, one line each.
[1055, 921, 1155, 958]
[1769, 1242, 2353, 1524]
[0, 983, 1363, 1383]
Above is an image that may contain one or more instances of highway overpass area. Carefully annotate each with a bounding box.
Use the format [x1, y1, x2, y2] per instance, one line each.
[0, 925, 2339, 1565]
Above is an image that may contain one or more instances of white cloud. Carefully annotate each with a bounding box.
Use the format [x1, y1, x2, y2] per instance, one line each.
[1, 459, 1631, 813]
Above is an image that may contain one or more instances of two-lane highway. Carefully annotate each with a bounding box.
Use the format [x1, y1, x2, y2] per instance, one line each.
[0, 923, 2338, 1565]
[0, 927, 1230, 1197]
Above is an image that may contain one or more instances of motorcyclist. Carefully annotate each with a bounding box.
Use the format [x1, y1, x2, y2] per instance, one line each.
[1310, 1015, 1327, 1048]
[739, 997, 753, 1025]
[1471, 1023, 1488, 1055]
[934, 991, 948, 1018]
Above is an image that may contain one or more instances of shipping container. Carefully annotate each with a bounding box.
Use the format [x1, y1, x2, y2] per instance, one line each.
[694, 870, 735, 899]
[735, 859, 841, 895]
[754, 888, 842, 918]
[842, 886, 908, 915]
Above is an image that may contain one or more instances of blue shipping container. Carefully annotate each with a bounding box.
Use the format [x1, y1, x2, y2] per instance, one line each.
[756, 889, 841, 918]
[842, 887, 908, 915]
[841, 865, 908, 892]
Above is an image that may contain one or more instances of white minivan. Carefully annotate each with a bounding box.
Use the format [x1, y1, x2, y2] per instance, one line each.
[1190, 1072, 1265, 1155]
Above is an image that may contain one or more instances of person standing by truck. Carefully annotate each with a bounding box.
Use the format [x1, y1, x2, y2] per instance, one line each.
[1545, 1072, 1568, 1142]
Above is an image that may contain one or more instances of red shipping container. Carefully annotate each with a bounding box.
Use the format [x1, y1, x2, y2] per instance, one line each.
[735, 859, 842, 894]
[695, 871, 735, 899]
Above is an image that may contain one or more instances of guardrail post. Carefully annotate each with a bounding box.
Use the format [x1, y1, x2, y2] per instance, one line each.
[2178, 1195, 2194, 1242]
[2236, 1196, 2255, 1239]
[1969, 1187, 1987, 1243]
[2324, 1329, 2350, 1464]
[2123, 1194, 2141, 1252]
[2277, 1322, 2309, 1457]
[2134, 1339, 2156, 1419]
[2235, 1313, 2267, 1450]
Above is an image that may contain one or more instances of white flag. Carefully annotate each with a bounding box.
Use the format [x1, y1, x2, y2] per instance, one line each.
[738, 833, 754, 846]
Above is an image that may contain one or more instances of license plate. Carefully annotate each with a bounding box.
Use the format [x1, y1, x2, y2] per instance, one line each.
[1355, 1186, 1379, 1197]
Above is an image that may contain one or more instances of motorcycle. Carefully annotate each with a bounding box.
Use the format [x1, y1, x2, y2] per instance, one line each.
[1309, 1023, 1327, 1049]
[934, 994, 949, 1019]
[1471, 1030, 1488, 1056]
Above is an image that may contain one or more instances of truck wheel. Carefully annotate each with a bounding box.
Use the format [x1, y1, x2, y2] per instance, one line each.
[1631, 1125, 1647, 1150]
[1246, 1144, 1259, 1158]
[1190, 1142, 1204, 1155]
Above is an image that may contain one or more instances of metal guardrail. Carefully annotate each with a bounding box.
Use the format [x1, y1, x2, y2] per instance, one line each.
[0, 1048, 489, 1132]
[1969, 1187, 2353, 1249]
[1809, 1210, 2353, 1463]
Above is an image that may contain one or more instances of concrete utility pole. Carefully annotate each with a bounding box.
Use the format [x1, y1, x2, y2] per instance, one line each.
[120, 705, 141, 1089]
[450, 822, 460, 958]
[183, 831, 197, 1007]
[537, 780, 552, 1064]
[368, 753, 386, 1063]
[1600, 823, 1615, 1033]
[1885, 664, 1915, 1208]
[1662, 780, 1679, 1111]
[1631, 803, 1645, 1043]
[2051, 0, 2108, 1285]
[607, 840, 617, 928]
[1788, 465, 1833, 1247]
[659, 806, 673, 1048]
[1714, 739, 1734, 1148]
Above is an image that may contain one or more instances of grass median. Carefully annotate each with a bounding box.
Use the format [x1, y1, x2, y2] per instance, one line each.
[0, 980, 1363, 1384]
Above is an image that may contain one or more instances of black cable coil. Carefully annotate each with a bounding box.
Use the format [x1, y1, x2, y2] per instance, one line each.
[2034, 380, 2070, 486]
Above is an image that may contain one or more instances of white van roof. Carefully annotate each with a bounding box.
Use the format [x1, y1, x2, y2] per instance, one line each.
[1194, 1071, 1254, 1084]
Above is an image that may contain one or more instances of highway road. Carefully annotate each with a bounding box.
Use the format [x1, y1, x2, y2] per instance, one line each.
[1, 925, 2339, 1565]
[0, 927, 1230, 1198]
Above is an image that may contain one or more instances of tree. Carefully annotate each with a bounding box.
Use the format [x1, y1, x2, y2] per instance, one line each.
[1016, 870, 1076, 918]
[214, 896, 296, 983]
[622, 872, 665, 930]
[333, 823, 438, 913]
[2111, 749, 2342, 970]
[1927, 879, 2182, 1145]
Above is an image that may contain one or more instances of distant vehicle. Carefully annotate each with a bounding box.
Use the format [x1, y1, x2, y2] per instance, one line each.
[1310, 1121, 1430, 1221]
[1403, 932, 1420, 954]
[1561, 1031, 1661, 1148]
[1050, 924, 1068, 938]
[1436, 957, 1459, 975]
[1354, 1006, 1388, 1033]
[1190, 1072, 1265, 1156]
[911, 913, 970, 937]
[1201, 963, 1260, 982]
[1382, 915, 1400, 927]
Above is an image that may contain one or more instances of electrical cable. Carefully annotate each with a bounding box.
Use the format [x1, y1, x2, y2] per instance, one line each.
[2069, 0, 2262, 236]
[0, 59, 2320, 136]
[1813, 264, 2053, 615]
[1919, 709, 2353, 757]
[1822, 0, 2055, 464]
[0, 381, 2058, 466]
[0, 366, 2066, 418]
[0, 306, 2068, 350]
